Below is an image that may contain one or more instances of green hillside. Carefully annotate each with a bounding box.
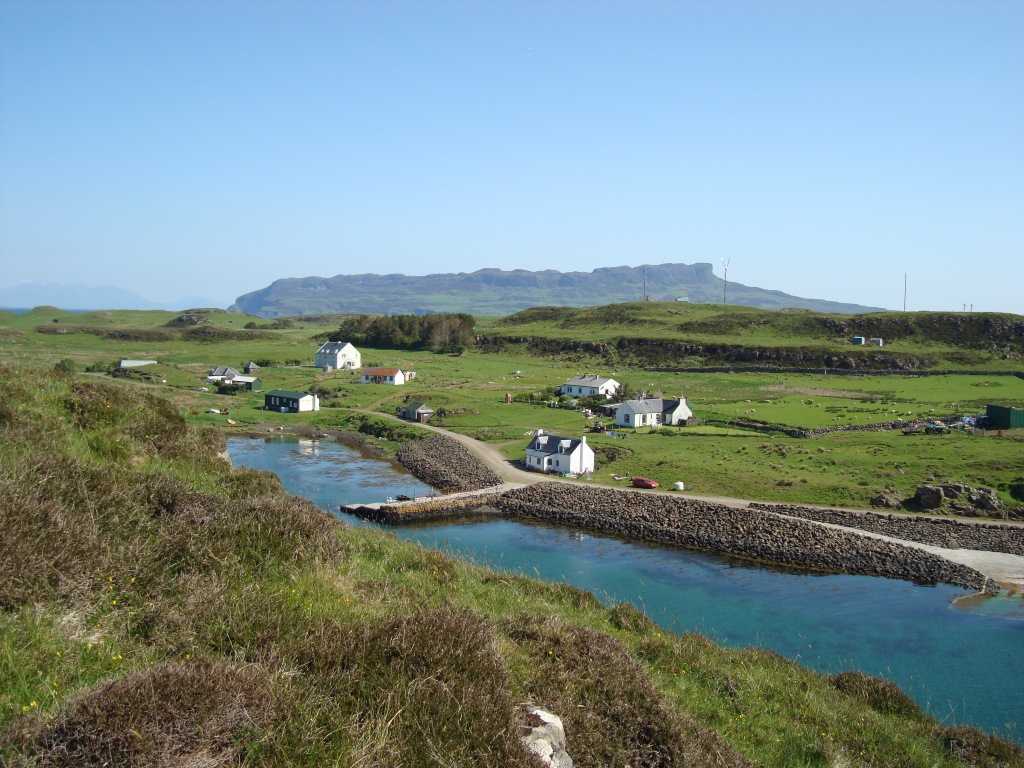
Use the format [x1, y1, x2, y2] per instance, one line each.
[2, 366, 1020, 766]
[481, 303, 1024, 370]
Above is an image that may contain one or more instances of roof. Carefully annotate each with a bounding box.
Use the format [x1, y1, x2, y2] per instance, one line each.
[623, 398, 681, 415]
[265, 389, 312, 400]
[208, 365, 239, 377]
[405, 402, 433, 412]
[362, 367, 401, 376]
[119, 359, 158, 368]
[317, 341, 356, 353]
[564, 374, 618, 387]
[526, 433, 585, 455]
[231, 375, 260, 384]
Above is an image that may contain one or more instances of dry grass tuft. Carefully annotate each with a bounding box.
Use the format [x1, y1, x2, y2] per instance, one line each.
[301, 607, 540, 766]
[503, 613, 751, 767]
[939, 724, 1024, 768]
[13, 658, 277, 767]
[830, 671, 925, 720]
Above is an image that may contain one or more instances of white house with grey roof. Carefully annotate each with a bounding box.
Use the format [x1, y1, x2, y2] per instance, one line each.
[615, 397, 692, 428]
[558, 374, 620, 399]
[524, 430, 595, 475]
[315, 341, 361, 370]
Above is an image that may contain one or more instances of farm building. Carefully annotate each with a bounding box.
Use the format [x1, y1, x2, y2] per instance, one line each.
[207, 365, 239, 382]
[243, 361, 261, 374]
[397, 402, 435, 422]
[226, 375, 262, 392]
[264, 390, 319, 413]
[524, 430, 595, 475]
[986, 404, 1024, 430]
[869, 338, 884, 347]
[119, 359, 158, 368]
[316, 341, 361, 370]
[616, 397, 692, 428]
[851, 337, 866, 345]
[558, 375, 621, 399]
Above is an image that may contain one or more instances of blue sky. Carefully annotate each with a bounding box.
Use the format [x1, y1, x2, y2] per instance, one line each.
[1, 0, 1021, 313]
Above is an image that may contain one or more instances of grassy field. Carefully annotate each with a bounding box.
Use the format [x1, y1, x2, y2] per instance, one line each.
[3, 305, 1022, 512]
[484, 302, 1024, 369]
[2, 365, 1021, 766]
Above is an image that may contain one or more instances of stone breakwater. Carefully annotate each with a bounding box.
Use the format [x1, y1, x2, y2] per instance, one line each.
[492, 484, 996, 594]
[396, 434, 503, 492]
[750, 503, 1024, 557]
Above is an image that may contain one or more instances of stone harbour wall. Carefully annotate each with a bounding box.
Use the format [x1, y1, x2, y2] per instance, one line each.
[396, 434, 503, 492]
[751, 503, 1024, 556]
[492, 483, 996, 594]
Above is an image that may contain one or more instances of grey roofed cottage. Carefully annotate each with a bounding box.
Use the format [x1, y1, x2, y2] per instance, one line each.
[524, 429, 595, 475]
[397, 401, 435, 422]
[558, 374, 620, 399]
[615, 397, 692, 428]
[207, 365, 239, 382]
[243, 361, 261, 374]
[315, 341, 361, 370]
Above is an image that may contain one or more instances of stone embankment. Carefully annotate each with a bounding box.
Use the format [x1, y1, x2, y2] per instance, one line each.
[724, 419, 906, 439]
[345, 491, 507, 525]
[396, 434, 503, 492]
[751, 503, 1024, 557]
[491, 484, 996, 594]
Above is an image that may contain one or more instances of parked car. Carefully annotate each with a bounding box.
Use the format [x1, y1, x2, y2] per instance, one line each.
[631, 476, 659, 489]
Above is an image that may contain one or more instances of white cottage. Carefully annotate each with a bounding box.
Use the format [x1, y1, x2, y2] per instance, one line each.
[360, 367, 409, 385]
[315, 341, 361, 370]
[524, 430, 595, 475]
[615, 397, 692, 428]
[558, 375, 620, 399]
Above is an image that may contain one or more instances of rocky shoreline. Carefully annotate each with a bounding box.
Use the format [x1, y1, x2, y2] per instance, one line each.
[493, 484, 997, 594]
[395, 434, 503, 492]
[750, 503, 1024, 556]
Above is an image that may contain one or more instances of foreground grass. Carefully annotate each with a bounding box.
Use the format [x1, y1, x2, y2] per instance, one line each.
[1, 365, 1021, 766]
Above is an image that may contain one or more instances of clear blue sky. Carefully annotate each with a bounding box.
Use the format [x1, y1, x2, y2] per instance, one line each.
[1, 0, 1021, 313]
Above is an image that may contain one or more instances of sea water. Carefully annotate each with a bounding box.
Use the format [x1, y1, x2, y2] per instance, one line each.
[227, 437, 1023, 741]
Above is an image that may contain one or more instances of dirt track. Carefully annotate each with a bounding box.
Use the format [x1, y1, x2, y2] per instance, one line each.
[290, 410, 1024, 589]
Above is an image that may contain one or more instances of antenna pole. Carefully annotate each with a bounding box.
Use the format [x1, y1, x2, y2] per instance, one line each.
[721, 258, 731, 305]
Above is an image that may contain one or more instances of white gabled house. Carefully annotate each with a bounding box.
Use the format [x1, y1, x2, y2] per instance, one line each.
[361, 367, 413, 385]
[615, 397, 692, 428]
[558, 374, 620, 399]
[316, 341, 361, 370]
[524, 430, 595, 475]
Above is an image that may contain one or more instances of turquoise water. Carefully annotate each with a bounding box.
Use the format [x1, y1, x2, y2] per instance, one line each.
[227, 437, 1023, 742]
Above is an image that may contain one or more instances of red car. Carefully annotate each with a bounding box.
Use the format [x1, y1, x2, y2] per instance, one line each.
[631, 477, 659, 489]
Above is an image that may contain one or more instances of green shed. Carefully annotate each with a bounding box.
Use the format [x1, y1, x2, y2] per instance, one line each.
[986, 404, 1024, 430]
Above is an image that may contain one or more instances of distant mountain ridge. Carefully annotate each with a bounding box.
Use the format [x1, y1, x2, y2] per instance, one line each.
[230, 263, 885, 317]
[0, 283, 225, 312]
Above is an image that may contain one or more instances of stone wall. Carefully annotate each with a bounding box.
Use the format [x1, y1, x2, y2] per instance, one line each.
[751, 503, 1024, 556]
[492, 483, 995, 594]
[396, 434, 503, 492]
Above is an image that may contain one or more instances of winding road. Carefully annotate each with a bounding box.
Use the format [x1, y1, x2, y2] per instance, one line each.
[344, 409, 1024, 589]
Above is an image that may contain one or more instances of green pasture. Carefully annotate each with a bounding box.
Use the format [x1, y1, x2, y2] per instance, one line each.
[3, 308, 1022, 512]
[486, 302, 1023, 369]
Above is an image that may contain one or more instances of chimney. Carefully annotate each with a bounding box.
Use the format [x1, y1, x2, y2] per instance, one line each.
[536, 428, 544, 436]
[580, 435, 587, 444]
